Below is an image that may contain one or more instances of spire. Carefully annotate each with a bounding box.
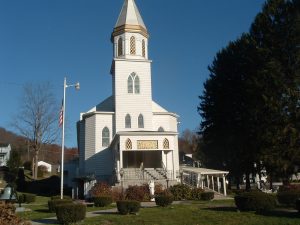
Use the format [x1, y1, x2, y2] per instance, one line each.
[112, 0, 148, 38]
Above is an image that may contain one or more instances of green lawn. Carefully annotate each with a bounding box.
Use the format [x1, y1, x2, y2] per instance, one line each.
[17, 196, 300, 225]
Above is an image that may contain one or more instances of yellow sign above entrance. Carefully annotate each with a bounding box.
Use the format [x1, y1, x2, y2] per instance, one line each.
[137, 140, 158, 150]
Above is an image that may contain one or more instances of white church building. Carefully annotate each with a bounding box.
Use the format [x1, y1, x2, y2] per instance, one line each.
[76, 0, 180, 195]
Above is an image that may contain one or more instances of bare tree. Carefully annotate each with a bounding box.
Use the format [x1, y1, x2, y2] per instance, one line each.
[13, 82, 59, 179]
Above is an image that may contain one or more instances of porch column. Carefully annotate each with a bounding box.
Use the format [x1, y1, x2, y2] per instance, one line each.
[207, 175, 210, 188]
[120, 150, 123, 169]
[197, 173, 201, 188]
[217, 177, 220, 193]
[211, 176, 215, 191]
[222, 174, 227, 196]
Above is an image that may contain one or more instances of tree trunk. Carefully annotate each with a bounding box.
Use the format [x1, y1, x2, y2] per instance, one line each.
[245, 172, 251, 190]
[34, 151, 38, 180]
[269, 175, 273, 190]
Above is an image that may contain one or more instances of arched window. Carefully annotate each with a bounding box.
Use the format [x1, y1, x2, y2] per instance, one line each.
[142, 39, 146, 57]
[128, 72, 140, 94]
[138, 114, 144, 128]
[118, 37, 123, 56]
[158, 127, 165, 132]
[163, 139, 169, 149]
[128, 76, 133, 93]
[102, 127, 110, 147]
[125, 114, 131, 128]
[130, 36, 136, 55]
[126, 139, 132, 150]
[134, 76, 140, 94]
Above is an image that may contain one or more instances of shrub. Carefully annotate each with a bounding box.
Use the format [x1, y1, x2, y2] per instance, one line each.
[93, 196, 113, 207]
[23, 193, 36, 203]
[90, 182, 112, 198]
[38, 165, 48, 178]
[168, 184, 191, 200]
[111, 187, 123, 201]
[154, 183, 164, 195]
[235, 191, 276, 212]
[201, 192, 214, 201]
[55, 203, 86, 225]
[155, 192, 174, 207]
[277, 190, 300, 206]
[125, 184, 150, 201]
[23, 161, 32, 171]
[0, 203, 30, 225]
[51, 195, 72, 200]
[48, 199, 73, 212]
[295, 199, 300, 212]
[190, 188, 204, 200]
[116, 200, 141, 215]
[17, 194, 25, 205]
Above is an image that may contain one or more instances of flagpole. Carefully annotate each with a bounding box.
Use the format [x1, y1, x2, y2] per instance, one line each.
[60, 77, 80, 200]
[61, 77, 66, 199]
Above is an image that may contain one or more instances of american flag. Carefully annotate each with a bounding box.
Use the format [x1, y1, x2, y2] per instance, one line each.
[59, 100, 63, 127]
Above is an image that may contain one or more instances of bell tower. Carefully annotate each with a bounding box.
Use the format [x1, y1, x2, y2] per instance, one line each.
[111, 0, 153, 133]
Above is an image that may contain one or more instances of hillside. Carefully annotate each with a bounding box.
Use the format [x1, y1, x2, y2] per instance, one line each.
[0, 127, 78, 164]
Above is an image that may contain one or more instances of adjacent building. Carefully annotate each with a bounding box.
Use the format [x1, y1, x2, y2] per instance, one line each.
[0, 144, 11, 167]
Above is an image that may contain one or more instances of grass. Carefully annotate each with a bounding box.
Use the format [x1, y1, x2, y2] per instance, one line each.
[83, 200, 300, 225]
[16, 196, 300, 225]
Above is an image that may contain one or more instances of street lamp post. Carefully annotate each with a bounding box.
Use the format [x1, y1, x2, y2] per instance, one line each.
[61, 77, 80, 200]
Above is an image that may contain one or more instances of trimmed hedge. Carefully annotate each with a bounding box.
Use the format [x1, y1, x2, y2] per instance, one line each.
[235, 191, 277, 212]
[168, 184, 191, 200]
[93, 196, 113, 207]
[51, 195, 72, 200]
[55, 203, 86, 225]
[155, 192, 174, 207]
[295, 199, 300, 212]
[116, 200, 141, 215]
[277, 190, 300, 206]
[190, 188, 204, 200]
[125, 184, 151, 201]
[48, 199, 73, 212]
[201, 192, 214, 201]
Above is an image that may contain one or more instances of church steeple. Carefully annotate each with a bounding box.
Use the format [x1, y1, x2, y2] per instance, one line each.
[112, 0, 148, 39]
[111, 0, 149, 60]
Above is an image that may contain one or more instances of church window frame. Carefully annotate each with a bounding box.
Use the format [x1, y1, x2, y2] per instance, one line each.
[128, 72, 140, 94]
[118, 37, 123, 56]
[128, 75, 133, 93]
[126, 139, 132, 150]
[102, 127, 110, 147]
[125, 114, 131, 128]
[138, 114, 144, 128]
[163, 139, 169, 149]
[158, 127, 165, 132]
[142, 39, 146, 57]
[130, 36, 136, 55]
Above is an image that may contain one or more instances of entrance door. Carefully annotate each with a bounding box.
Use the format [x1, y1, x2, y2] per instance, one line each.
[123, 151, 162, 168]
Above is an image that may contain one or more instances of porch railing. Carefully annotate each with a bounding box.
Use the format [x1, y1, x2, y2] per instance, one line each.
[122, 168, 173, 181]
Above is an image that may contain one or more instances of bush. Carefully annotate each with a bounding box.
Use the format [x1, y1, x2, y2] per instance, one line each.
[38, 165, 48, 178]
[55, 203, 86, 225]
[23, 193, 36, 203]
[234, 191, 277, 212]
[125, 184, 150, 201]
[201, 192, 214, 201]
[155, 192, 174, 207]
[295, 199, 300, 212]
[116, 200, 141, 215]
[48, 199, 73, 212]
[277, 190, 300, 206]
[51, 195, 72, 200]
[23, 161, 32, 171]
[111, 187, 123, 201]
[0, 203, 30, 225]
[190, 188, 204, 200]
[93, 196, 113, 207]
[168, 184, 191, 200]
[17, 194, 25, 205]
[90, 182, 112, 198]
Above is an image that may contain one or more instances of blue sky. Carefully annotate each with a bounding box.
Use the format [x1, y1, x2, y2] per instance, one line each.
[0, 0, 265, 147]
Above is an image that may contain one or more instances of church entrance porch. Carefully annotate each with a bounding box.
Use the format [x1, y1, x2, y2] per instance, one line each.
[123, 151, 162, 168]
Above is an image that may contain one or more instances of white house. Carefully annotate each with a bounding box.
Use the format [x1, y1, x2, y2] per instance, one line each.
[76, 0, 180, 193]
[0, 144, 11, 167]
[37, 161, 52, 173]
